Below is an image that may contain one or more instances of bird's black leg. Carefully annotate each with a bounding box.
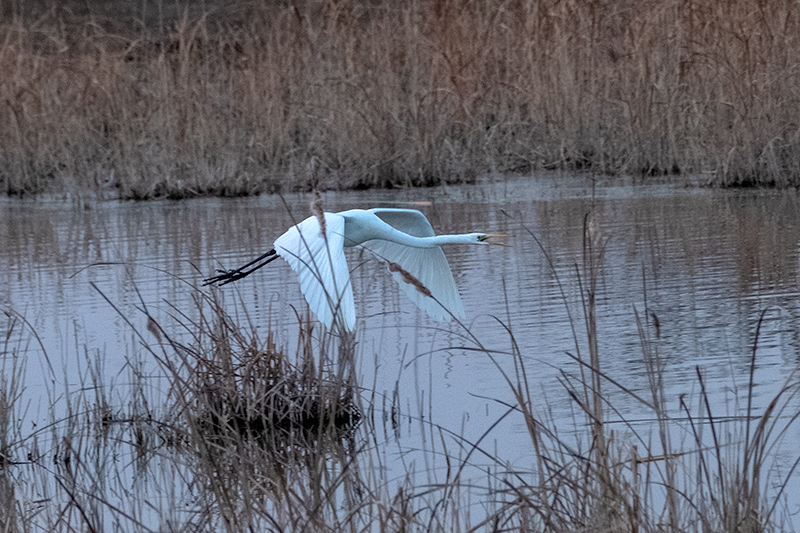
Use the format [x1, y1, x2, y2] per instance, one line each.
[203, 249, 279, 286]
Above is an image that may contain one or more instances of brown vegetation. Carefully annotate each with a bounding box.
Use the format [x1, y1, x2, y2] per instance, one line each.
[2, 0, 800, 196]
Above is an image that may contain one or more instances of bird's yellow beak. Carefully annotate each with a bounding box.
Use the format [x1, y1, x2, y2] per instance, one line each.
[484, 234, 510, 247]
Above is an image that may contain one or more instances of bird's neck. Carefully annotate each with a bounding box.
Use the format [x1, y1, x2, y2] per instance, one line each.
[428, 234, 476, 246]
[385, 232, 473, 248]
[344, 213, 475, 248]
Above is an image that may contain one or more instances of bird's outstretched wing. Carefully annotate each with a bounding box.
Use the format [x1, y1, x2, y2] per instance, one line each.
[368, 208, 436, 237]
[274, 213, 356, 332]
[364, 208, 465, 322]
[361, 240, 466, 323]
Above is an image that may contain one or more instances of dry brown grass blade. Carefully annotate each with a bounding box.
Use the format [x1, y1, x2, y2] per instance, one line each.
[387, 261, 433, 298]
[310, 190, 326, 238]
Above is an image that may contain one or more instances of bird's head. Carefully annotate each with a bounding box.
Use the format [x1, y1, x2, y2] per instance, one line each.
[474, 233, 509, 246]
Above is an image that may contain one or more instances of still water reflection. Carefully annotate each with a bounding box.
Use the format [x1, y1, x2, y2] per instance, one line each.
[2, 175, 800, 520]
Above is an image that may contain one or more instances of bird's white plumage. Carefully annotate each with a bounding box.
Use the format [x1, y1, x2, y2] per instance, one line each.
[368, 208, 436, 238]
[342, 208, 465, 322]
[360, 238, 465, 322]
[273, 213, 356, 332]
[359, 207, 464, 321]
[237, 207, 499, 332]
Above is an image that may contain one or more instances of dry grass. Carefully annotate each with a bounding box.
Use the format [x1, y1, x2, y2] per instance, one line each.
[149, 295, 365, 531]
[2, 0, 800, 198]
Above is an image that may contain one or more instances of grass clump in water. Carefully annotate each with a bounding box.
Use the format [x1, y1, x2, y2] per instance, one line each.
[142, 294, 367, 531]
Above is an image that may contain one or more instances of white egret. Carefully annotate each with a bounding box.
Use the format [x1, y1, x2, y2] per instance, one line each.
[203, 208, 506, 332]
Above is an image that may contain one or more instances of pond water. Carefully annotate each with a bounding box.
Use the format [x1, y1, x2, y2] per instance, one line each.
[2, 174, 799, 527]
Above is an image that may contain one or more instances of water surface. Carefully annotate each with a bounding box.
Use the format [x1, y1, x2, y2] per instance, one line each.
[2, 175, 799, 525]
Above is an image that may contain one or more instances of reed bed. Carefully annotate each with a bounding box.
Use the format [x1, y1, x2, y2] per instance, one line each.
[2, 0, 800, 198]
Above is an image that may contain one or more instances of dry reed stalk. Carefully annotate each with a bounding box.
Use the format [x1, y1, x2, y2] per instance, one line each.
[1, 0, 800, 197]
[387, 261, 433, 298]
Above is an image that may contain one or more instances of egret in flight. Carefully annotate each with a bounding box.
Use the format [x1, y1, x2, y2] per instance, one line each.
[203, 208, 506, 332]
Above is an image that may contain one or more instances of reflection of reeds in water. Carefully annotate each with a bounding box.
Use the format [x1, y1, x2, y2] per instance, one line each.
[4, 0, 800, 197]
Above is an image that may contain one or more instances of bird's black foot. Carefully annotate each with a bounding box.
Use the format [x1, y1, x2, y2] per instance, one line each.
[202, 269, 241, 286]
[203, 249, 279, 286]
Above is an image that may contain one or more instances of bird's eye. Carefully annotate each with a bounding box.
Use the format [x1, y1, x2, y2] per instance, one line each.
[477, 235, 489, 242]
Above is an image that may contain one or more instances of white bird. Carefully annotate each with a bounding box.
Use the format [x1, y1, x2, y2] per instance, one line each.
[203, 208, 506, 332]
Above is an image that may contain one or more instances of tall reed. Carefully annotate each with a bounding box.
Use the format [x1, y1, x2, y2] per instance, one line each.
[2, 0, 800, 198]
[467, 212, 800, 532]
